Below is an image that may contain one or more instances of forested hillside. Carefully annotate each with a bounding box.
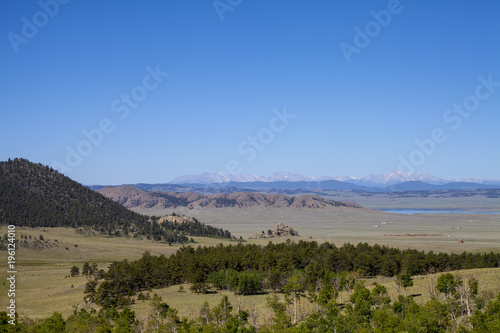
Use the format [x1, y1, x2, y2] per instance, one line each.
[0, 158, 233, 243]
[0, 158, 147, 231]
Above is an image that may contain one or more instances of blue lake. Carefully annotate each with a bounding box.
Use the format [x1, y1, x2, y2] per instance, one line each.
[380, 209, 500, 215]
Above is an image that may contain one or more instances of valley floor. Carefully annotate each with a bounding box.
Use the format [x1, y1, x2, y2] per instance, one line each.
[134, 206, 500, 253]
[1, 222, 500, 321]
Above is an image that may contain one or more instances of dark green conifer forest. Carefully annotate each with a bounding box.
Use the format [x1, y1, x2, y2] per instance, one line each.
[0, 158, 233, 243]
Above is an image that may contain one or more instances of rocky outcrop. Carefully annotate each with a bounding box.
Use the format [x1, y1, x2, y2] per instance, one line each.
[157, 214, 196, 225]
[249, 222, 299, 239]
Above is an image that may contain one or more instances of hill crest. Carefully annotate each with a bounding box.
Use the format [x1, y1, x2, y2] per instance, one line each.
[97, 186, 362, 210]
[0, 158, 148, 230]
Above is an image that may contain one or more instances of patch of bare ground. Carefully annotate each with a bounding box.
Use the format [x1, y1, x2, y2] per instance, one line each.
[385, 233, 443, 237]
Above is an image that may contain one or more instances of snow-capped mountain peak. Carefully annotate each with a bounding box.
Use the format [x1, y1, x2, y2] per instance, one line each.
[357, 170, 447, 186]
[169, 171, 315, 184]
[169, 171, 499, 187]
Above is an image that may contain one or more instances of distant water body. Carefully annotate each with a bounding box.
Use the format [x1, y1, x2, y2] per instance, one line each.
[380, 209, 500, 215]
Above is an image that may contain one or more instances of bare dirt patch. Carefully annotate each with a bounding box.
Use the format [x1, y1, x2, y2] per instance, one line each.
[384, 233, 443, 237]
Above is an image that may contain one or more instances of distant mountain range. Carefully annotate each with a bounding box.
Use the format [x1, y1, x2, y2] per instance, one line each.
[87, 171, 500, 195]
[169, 170, 500, 187]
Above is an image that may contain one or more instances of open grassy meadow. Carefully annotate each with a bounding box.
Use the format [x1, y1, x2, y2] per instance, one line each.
[1, 211, 500, 322]
[0, 226, 237, 319]
[135, 206, 500, 253]
[320, 191, 500, 210]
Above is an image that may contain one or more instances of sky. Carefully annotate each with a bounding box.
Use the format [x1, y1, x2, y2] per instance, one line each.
[1, 0, 499, 185]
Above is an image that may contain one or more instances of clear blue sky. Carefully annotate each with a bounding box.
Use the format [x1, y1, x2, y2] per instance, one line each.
[1, 0, 499, 184]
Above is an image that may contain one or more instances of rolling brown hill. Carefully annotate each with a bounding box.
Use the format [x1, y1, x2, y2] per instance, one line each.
[97, 185, 362, 210]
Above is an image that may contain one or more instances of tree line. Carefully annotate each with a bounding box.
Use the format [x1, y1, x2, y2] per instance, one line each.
[86, 240, 500, 309]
